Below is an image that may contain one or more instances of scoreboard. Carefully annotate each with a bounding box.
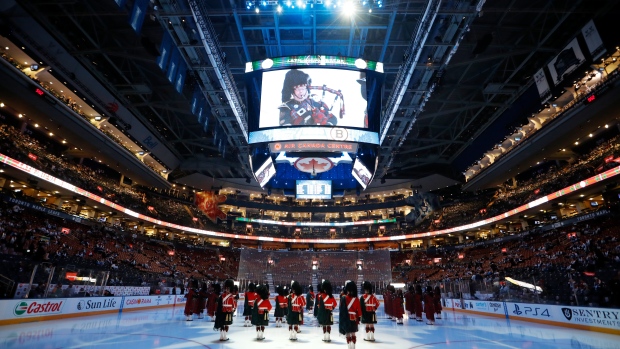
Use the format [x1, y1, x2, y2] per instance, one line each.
[296, 180, 332, 199]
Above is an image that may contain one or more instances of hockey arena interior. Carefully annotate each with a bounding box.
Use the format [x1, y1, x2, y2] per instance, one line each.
[0, 0, 620, 348]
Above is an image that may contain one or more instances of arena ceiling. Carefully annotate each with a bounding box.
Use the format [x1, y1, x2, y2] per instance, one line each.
[5, 0, 620, 186]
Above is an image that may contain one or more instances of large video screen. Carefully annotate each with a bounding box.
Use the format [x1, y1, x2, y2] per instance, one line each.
[352, 159, 372, 190]
[296, 180, 332, 200]
[254, 157, 275, 188]
[260, 68, 368, 129]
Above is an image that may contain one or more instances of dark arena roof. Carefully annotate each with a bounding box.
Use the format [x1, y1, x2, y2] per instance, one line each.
[0, 0, 619, 247]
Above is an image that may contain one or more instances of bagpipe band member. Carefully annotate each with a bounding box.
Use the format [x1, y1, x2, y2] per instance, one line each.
[360, 281, 379, 341]
[314, 282, 323, 320]
[243, 282, 258, 327]
[214, 279, 236, 341]
[252, 284, 272, 340]
[207, 283, 220, 321]
[278, 69, 339, 126]
[274, 285, 288, 327]
[287, 280, 306, 340]
[424, 286, 436, 325]
[339, 281, 362, 349]
[318, 279, 338, 342]
[434, 286, 443, 319]
[184, 279, 199, 321]
[404, 284, 416, 321]
[414, 284, 424, 322]
[306, 285, 315, 312]
[195, 281, 208, 319]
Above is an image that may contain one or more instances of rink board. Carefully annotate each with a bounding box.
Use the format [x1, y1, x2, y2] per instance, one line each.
[0, 294, 187, 325]
[444, 298, 620, 335]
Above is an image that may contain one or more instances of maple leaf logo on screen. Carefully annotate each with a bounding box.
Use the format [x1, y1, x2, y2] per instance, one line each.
[294, 157, 333, 174]
[195, 191, 227, 223]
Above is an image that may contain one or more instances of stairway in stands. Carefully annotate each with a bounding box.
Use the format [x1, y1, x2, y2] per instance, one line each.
[357, 274, 364, 295]
[266, 273, 274, 293]
[312, 274, 318, 292]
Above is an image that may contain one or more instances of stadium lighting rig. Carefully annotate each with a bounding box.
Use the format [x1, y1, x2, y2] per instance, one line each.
[245, 0, 383, 13]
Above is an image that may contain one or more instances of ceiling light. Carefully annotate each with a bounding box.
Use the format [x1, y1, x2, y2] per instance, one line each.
[34, 123, 39, 128]
[0, 102, 4, 107]
[18, 114, 23, 118]
[589, 133, 593, 137]
[49, 132, 53, 136]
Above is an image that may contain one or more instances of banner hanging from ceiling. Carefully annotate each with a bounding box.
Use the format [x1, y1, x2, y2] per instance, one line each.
[195, 191, 227, 223]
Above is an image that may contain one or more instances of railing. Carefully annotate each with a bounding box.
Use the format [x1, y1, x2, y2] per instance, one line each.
[0, 274, 15, 299]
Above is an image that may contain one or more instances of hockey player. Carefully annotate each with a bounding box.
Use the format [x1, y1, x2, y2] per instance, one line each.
[252, 284, 272, 340]
[318, 279, 337, 342]
[360, 281, 379, 341]
[243, 282, 258, 327]
[339, 281, 362, 349]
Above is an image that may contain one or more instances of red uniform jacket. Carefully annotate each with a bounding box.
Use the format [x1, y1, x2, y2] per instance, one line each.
[322, 294, 338, 311]
[221, 291, 236, 313]
[256, 298, 272, 314]
[276, 295, 288, 308]
[344, 295, 362, 322]
[362, 294, 379, 313]
[246, 291, 258, 307]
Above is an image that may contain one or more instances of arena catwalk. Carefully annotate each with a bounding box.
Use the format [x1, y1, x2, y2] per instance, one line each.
[0, 301, 617, 349]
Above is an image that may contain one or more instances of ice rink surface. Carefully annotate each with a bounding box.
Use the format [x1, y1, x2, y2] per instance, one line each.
[0, 301, 618, 349]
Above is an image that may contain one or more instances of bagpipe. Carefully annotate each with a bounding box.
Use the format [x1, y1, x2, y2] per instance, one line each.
[308, 85, 345, 119]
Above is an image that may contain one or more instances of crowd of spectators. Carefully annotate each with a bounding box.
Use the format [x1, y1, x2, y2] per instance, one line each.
[1, 188, 619, 307]
[1, 114, 619, 241]
[427, 133, 620, 233]
[0, 198, 240, 298]
[391, 216, 620, 307]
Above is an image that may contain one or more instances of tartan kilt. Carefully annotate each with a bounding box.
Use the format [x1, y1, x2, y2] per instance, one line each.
[287, 311, 303, 325]
[252, 306, 270, 326]
[318, 309, 334, 325]
[361, 311, 377, 324]
[274, 303, 287, 317]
